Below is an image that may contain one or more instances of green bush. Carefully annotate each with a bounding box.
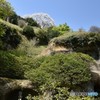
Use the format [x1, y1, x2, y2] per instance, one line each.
[23, 25, 35, 40]
[52, 23, 70, 35]
[25, 53, 94, 91]
[35, 27, 60, 45]
[47, 27, 60, 40]
[0, 23, 21, 50]
[9, 12, 18, 25]
[25, 18, 40, 27]
[35, 29, 48, 45]
[25, 53, 95, 99]
[0, 0, 14, 21]
[0, 50, 24, 79]
[51, 32, 100, 50]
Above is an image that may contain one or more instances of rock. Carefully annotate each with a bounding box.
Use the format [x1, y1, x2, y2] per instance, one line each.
[0, 77, 37, 100]
[40, 42, 73, 56]
[23, 13, 55, 28]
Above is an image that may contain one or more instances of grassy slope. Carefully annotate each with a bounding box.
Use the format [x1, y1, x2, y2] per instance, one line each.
[50, 31, 100, 48]
[0, 18, 23, 32]
[50, 31, 88, 43]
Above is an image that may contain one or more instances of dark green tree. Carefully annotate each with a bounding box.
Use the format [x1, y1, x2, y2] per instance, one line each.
[9, 12, 18, 25]
[25, 17, 40, 27]
[23, 25, 35, 40]
[52, 23, 70, 35]
[0, 23, 21, 50]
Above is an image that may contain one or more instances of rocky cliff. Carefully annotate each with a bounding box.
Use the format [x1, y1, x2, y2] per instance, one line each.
[24, 13, 55, 28]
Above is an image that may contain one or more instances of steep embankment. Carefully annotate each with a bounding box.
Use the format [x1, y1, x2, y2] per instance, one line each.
[42, 32, 100, 59]
[0, 19, 42, 99]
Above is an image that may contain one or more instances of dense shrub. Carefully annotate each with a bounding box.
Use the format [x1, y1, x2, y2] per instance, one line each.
[25, 53, 94, 91]
[35, 29, 48, 45]
[25, 18, 40, 27]
[35, 27, 60, 45]
[0, 23, 21, 50]
[0, 51, 24, 79]
[47, 27, 60, 40]
[9, 12, 18, 25]
[23, 25, 35, 40]
[51, 32, 100, 50]
[52, 23, 70, 35]
[0, 0, 14, 21]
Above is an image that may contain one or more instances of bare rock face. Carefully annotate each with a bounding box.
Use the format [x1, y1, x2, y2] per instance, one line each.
[24, 13, 55, 28]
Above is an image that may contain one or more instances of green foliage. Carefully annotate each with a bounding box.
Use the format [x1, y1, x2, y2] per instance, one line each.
[25, 51, 95, 99]
[25, 53, 93, 92]
[0, 50, 24, 79]
[23, 25, 35, 40]
[26, 94, 34, 100]
[35, 29, 48, 45]
[53, 87, 69, 100]
[52, 23, 70, 35]
[0, 23, 5, 36]
[46, 27, 60, 40]
[51, 32, 100, 50]
[0, 0, 14, 21]
[25, 18, 40, 27]
[0, 18, 23, 32]
[0, 23, 21, 50]
[9, 12, 18, 25]
[35, 27, 60, 45]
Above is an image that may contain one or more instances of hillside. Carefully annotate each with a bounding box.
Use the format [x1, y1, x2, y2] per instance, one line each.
[0, 0, 100, 99]
[0, 19, 100, 99]
[0, 19, 23, 32]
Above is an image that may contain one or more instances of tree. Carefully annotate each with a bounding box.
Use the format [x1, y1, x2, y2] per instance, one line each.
[0, 0, 14, 21]
[89, 26, 100, 33]
[23, 26, 35, 40]
[0, 23, 22, 50]
[52, 23, 70, 35]
[9, 12, 18, 25]
[35, 29, 48, 45]
[47, 27, 60, 40]
[25, 17, 40, 27]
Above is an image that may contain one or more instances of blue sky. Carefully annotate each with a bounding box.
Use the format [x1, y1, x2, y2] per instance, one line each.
[8, 0, 100, 31]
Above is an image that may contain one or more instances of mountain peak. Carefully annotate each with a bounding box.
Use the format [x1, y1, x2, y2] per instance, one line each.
[23, 13, 55, 28]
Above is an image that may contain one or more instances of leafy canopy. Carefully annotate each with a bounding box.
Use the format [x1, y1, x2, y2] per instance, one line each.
[52, 23, 70, 35]
[0, 0, 14, 21]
